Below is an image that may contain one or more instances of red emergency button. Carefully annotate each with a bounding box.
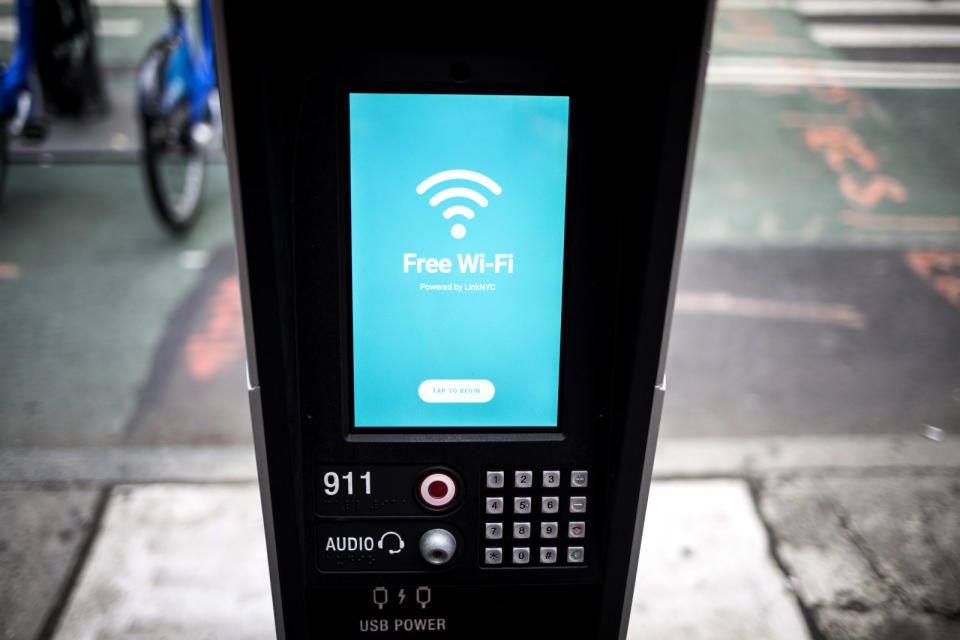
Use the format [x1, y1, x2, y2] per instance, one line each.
[419, 472, 457, 508]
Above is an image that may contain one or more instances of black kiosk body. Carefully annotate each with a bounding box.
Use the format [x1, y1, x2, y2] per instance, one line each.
[213, 5, 713, 638]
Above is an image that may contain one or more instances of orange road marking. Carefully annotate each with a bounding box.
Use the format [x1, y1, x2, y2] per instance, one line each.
[185, 275, 246, 381]
[843, 210, 959, 232]
[904, 250, 960, 311]
[794, 85, 910, 224]
[933, 275, 960, 310]
[780, 112, 851, 128]
[838, 175, 907, 207]
[675, 291, 867, 330]
[905, 249, 960, 277]
[0, 262, 20, 280]
[805, 126, 878, 172]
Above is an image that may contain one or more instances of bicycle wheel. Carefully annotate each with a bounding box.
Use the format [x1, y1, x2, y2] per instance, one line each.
[138, 39, 206, 235]
[142, 109, 206, 234]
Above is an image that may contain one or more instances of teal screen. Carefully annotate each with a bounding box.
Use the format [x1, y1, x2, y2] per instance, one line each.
[349, 93, 570, 427]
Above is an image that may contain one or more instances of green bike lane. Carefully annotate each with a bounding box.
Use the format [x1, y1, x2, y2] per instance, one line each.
[0, 162, 239, 448]
[688, 85, 960, 246]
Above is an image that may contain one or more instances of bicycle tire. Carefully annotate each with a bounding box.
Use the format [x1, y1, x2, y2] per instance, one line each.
[138, 39, 206, 235]
[142, 114, 206, 235]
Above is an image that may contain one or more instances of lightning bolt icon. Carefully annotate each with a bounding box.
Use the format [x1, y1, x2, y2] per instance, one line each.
[398, 589, 407, 605]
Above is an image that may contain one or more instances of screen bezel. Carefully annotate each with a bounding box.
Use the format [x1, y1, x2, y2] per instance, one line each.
[338, 86, 577, 436]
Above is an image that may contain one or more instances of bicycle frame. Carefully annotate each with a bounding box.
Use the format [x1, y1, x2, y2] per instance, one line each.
[0, 0, 35, 118]
[160, 0, 215, 125]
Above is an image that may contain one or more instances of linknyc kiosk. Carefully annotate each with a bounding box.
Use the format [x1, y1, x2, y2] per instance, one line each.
[213, 3, 713, 638]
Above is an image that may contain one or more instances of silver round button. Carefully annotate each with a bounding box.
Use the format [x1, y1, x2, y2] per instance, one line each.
[419, 528, 457, 565]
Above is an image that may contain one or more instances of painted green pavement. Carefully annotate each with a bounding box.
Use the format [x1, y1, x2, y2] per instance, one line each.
[711, 6, 838, 59]
[688, 84, 960, 247]
[0, 162, 233, 447]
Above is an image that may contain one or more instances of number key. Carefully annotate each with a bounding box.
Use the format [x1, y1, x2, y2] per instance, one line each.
[514, 497, 532, 514]
[513, 547, 530, 564]
[515, 471, 533, 488]
[485, 548, 503, 565]
[571, 470, 589, 488]
[543, 470, 560, 488]
[542, 496, 559, 514]
[486, 497, 504, 515]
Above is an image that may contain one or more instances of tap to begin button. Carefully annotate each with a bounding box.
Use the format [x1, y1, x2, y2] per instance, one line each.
[418, 379, 495, 403]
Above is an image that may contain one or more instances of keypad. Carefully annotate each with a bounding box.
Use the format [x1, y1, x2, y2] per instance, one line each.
[482, 468, 591, 567]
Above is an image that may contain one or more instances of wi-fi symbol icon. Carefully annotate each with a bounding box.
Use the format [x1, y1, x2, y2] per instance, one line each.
[416, 170, 502, 239]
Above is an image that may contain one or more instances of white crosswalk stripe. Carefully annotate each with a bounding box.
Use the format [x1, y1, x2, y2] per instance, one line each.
[809, 24, 960, 48]
[0, 17, 142, 41]
[720, 0, 960, 64]
[707, 56, 960, 88]
[721, 0, 960, 14]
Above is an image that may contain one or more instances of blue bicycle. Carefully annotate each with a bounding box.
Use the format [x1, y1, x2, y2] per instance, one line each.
[0, 0, 42, 199]
[138, 0, 217, 234]
[0, 0, 103, 203]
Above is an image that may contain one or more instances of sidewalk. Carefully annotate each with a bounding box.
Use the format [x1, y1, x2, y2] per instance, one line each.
[2, 437, 958, 639]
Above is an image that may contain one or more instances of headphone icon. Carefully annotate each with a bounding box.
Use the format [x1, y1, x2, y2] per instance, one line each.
[378, 531, 405, 555]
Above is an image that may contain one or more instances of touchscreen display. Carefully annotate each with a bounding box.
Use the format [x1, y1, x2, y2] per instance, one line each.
[349, 93, 570, 427]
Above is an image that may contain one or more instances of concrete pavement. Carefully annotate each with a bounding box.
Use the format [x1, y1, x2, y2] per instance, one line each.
[50, 484, 274, 640]
[4, 439, 959, 639]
